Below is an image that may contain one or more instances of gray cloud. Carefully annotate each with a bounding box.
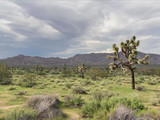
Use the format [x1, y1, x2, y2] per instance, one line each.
[0, 0, 159, 58]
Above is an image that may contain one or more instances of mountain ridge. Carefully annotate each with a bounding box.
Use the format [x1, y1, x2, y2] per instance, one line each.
[1, 52, 160, 67]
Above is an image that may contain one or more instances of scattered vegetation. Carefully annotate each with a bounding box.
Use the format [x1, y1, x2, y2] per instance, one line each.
[0, 62, 12, 85]
[0, 36, 160, 120]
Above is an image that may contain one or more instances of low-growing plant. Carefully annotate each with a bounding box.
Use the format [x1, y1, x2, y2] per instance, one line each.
[28, 94, 64, 119]
[16, 70, 25, 75]
[81, 97, 144, 118]
[5, 109, 38, 120]
[64, 83, 72, 89]
[82, 80, 92, 86]
[72, 86, 87, 94]
[92, 90, 106, 102]
[63, 95, 85, 108]
[0, 62, 12, 85]
[148, 80, 157, 85]
[109, 105, 137, 120]
[8, 87, 16, 90]
[151, 100, 158, 106]
[20, 73, 37, 87]
[81, 101, 101, 118]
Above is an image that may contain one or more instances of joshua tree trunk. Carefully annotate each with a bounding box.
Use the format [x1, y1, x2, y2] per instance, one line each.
[131, 69, 135, 90]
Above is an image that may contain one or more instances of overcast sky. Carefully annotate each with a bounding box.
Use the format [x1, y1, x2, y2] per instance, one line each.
[0, 0, 160, 58]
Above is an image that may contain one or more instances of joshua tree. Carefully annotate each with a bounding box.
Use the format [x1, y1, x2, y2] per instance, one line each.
[107, 36, 149, 89]
[0, 62, 12, 85]
[78, 63, 86, 78]
[34, 65, 44, 75]
[63, 63, 67, 73]
[54, 66, 58, 72]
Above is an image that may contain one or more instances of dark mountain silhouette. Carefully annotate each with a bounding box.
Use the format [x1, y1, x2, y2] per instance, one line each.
[1, 52, 160, 67]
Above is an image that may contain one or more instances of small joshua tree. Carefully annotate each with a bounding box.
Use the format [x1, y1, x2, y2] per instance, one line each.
[63, 63, 67, 73]
[107, 36, 149, 89]
[0, 62, 12, 85]
[78, 63, 86, 78]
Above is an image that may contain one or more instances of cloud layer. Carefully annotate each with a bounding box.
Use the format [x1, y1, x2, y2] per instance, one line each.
[0, 0, 160, 58]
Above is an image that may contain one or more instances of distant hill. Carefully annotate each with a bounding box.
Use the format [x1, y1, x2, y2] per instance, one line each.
[1, 52, 160, 67]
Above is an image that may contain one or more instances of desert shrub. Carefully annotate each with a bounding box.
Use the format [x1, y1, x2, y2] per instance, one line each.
[8, 87, 16, 90]
[51, 71, 60, 74]
[28, 94, 64, 119]
[151, 100, 158, 106]
[88, 68, 107, 80]
[109, 105, 137, 120]
[157, 78, 160, 83]
[81, 101, 101, 118]
[16, 70, 25, 75]
[139, 77, 145, 81]
[5, 109, 38, 120]
[156, 93, 160, 98]
[88, 68, 99, 80]
[148, 80, 157, 85]
[136, 77, 144, 84]
[81, 97, 144, 118]
[91, 91, 118, 102]
[72, 86, 87, 94]
[16, 91, 27, 96]
[157, 99, 160, 104]
[37, 84, 45, 89]
[130, 98, 144, 110]
[20, 73, 37, 87]
[92, 90, 106, 102]
[102, 97, 144, 111]
[0, 62, 12, 85]
[82, 80, 92, 86]
[64, 83, 72, 89]
[37, 72, 46, 75]
[61, 70, 74, 77]
[105, 92, 119, 98]
[63, 95, 85, 108]
[96, 69, 108, 78]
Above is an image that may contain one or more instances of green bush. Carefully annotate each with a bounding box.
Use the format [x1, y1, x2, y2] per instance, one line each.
[64, 95, 85, 108]
[81, 101, 101, 118]
[72, 86, 87, 94]
[5, 109, 38, 120]
[20, 73, 37, 87]
[16, 70, 25, 75]
[81, 97, 144, 118]
[82, 80, 92, 86]
[136, 77, 144, 84]
[148, 80, 157, 85]
[61, 70, 74, 77]
[102, 97, 144, 111]
[151, 100, 158, 106]
[92, 90, 106, 102]
[64, 83, 72, 89]
[0, 62, 12, 85]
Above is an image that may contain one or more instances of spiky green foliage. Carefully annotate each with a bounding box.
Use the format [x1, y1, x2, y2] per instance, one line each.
[34, 65, 45, 75]
[77, 63, 86, 78]
[0, 62, 12, 85]
[107, 36, 149, 89]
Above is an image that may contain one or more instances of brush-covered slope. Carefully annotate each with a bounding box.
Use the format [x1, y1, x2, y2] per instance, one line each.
[1, 52, 160, 67]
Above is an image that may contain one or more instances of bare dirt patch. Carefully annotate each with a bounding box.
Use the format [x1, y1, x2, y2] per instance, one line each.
[0, 105, 21, 110]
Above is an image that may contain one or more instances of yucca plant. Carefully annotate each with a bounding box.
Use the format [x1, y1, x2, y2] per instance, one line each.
[107, 36, 149, 89]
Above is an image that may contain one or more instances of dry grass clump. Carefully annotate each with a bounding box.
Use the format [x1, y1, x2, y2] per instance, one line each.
[28, 94, 63, 119]
[109, 105, 137, 120]
[109, 106, 159, 120]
